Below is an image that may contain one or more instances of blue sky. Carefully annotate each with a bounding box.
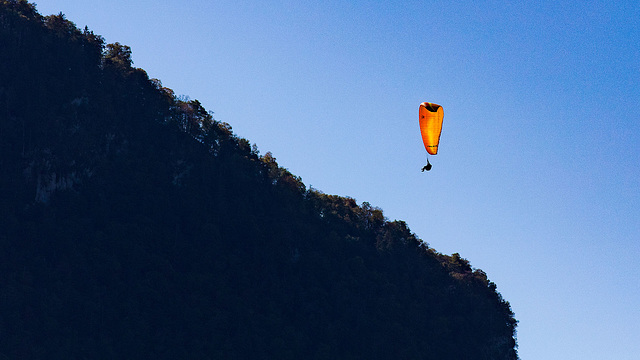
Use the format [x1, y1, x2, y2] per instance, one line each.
[37, 1, 640, 358]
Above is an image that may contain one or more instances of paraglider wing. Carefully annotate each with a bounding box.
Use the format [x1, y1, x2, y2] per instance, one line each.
[419, 102, 444, 155]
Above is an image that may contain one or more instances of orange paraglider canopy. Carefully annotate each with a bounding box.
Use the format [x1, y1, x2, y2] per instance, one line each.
[419, 102, 444, 155]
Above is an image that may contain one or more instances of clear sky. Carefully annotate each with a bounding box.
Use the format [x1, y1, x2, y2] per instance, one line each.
[36, 1, 640, 358]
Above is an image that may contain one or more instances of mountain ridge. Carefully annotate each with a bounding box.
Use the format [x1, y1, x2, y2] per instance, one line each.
[0, 1, 518, 359]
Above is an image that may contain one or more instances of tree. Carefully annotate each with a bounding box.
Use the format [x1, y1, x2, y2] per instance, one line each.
[104, 42, 132, 69]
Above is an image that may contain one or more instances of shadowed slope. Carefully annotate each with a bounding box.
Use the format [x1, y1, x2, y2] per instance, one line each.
[0, 2, 518, 359]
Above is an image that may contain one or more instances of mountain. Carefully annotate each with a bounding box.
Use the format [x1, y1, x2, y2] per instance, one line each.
[0, 1, 518, 359]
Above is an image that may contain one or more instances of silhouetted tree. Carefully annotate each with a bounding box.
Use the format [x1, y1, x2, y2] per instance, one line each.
[105, 41, 133, 69]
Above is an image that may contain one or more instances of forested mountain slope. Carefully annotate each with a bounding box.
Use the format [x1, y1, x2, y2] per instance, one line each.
[0, 1, 518, 359]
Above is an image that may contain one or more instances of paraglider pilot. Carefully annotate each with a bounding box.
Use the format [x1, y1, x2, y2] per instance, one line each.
[421, 160, 432, 172]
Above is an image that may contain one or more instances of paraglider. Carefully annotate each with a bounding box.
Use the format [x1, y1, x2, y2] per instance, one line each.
[419, 102, 443, 171]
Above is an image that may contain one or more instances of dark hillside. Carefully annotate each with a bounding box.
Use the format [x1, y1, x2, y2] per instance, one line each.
[0, 1, 518, 359]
